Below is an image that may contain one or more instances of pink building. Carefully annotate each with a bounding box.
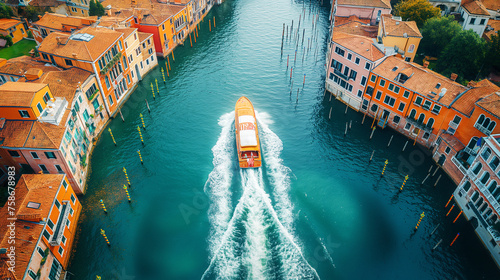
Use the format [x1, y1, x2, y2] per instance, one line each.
[325, 31, 387, 110]
[336, 0, 392, 25]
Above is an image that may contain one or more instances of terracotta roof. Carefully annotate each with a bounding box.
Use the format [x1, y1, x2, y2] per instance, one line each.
[0, 18, 21, 31]
[33, 13, 95, 31]
[39, 67, 93, 104]
[24, 116, 68, 149]
[0, 120, 32, 148]
[38, 27, 123, 62]
[138, 31, 152, 42]
[0, 174, 63, 280]
[0, 82, 48, 107]
[482, 0, 500, 11]
[373, 56, 467, 106]
[477, 91, 500, 118]
[331, 31, 385, 61]
[337, 0, 391, 9]
[441, 133, 465, 150]
[381, 16, 422, 38]
[102, 0, 186, 25]
[115, 27, 136, 39]
[335, 20, 378, 38]
[462, 0, 490, 16]
[335, 15, 371, 26]
[483, 20, 500, 41]
[0, 56, 60, 77]
[451, 79, 500, 116]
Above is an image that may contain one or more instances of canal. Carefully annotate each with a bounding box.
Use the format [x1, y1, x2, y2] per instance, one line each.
[68, 0, 500, 279]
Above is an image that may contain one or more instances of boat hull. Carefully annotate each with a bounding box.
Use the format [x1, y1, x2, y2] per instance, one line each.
[235, 97, 262, 168]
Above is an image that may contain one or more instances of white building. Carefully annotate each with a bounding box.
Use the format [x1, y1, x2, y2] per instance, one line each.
[429, 0, 461, 15]
[453, 134, 500, 268]
[458, 0, 491, 37]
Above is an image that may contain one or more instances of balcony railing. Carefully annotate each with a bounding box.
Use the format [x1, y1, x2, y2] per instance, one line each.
[451, 156, 468, 174]
[449, 120, 459, 130]
[100, 53, 122, 75]
[333, 68, 348, 81]
[474, 123, 492, 136]
[175, 22, 187, 33]
[406, 117, 433, 133]
[49, 203, 70, 246]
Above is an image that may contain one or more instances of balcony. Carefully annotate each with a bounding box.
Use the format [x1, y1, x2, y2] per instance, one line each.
[452, 156, 468, 174]
[39, 97, 68, 126]
[100, 53, 122, 75]
[474, 123, 492, 136]
[175, 21, 187, 33]
[406, 117, 433, 133]
[333, 68, 348, 81]
[49, 203, 70, 246]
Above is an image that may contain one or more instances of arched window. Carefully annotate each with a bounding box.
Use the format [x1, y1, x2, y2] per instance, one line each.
[479, 203, 488, 213]
[478, 114, 485, 125]
[472, 162, 483, 175]
[488, 215, 498, 226]
[408, 44, 415, 53]
[427, 118, 434, 129]
[463, 180, 471, 192]
[482, 147, 492, 160]
[409, 109, 416, 119]
[483, 208, 492, 219]
[480, 171, 490, 185]
[467, 137, 478, 149]
[489, 156, 499, 170]
[475, 196, 484, 207]
[488, 121, 496, 131]
[488, 180, 497, 194]
[418, 113, 425, 123]
[471, 191, 480, 202]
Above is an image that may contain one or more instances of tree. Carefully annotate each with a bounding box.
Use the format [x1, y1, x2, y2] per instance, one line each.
[394, 0, 441, 28]
[484, 34, 500, 73]
[435, 29, 487, 82]
[20, 6, 46, 22]
[89, 0, 106, 17]
[0, 4, 13, 19]
[419, 16, 462, 57]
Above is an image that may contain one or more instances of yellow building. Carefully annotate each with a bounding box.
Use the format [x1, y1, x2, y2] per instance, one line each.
[66, 0, 89, 17]
[378, 15, 422, 62]
[0, 18, 27, 44]
[0, 82, 53, 120]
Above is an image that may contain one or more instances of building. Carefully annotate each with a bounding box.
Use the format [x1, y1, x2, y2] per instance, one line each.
[481, 0, 500, 19]
[453, 134, 500, 268]
[0, 65, 110, 194]
[38, 27, 134, 117]
[0, 55, 60, 85]
[432, 80, 500, 184]
[0, 18, 27, 44]
[65, 0, 90, 17]
[0, 82, 54, 121]
[377, 15, 422, 62]
[483, 19, 500, 41]
[361, 56, 469, 148]
[29, 13, 96, 45]
[334, 15, 378, 38]
[458, 0, 490, 37]
[429, 0, 461, 15]
[335, 0, 392, 25]
[0, 174, 82, 279]
[326, 31, 386, 110]
[136, 31, 158, 78]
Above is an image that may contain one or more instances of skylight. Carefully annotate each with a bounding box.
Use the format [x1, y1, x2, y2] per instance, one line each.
[27, 202, 41, 209]
[70, 33, 94, 42]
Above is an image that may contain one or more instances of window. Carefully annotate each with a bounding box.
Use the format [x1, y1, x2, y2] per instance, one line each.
[432, 104, 441, 114]
[45, 152, 56, 159]
[480, 18, 486, 25]
[347, 53, 352, 60]
[18, 110, 30, 118]
[43, 230, 51, 240]
[28, 270, 37, 279]
[47, 219, 56, 230]
[445, 147, 451, 154]
[398, 102, 405, 112]
[42, 53, 48, 60]
[27, 202, 40, 209]
[365, 62, 371, 70]
[62, 236, 67, 245]
[409, 109, 417, 119]
[404, 123, 411, 131]
[55, 164, 64, 174]
[43, 92, 50, 103]
[71, 194, 76, 204]
[360, 76, 367, 86]
[472, 162, 483, 175]
[65, 59, 73, 66]
[452, 115, 462, 125]
[39, 164, 49, 174]
[55, 199, 61, 209]
[349, 70, 357, 81]
[355, 57, 360, 64]
[427, 118, 435, 129]
[423, 132, 430, 140]
[63, 180, 68, 189]
[108, 95, 114, 105]
[66, 219, 70, 228]
[470, 18, 476, 25]
[58, 246, 64, 256]
[423, 100, 432, 110]
[331, 59, 342, 71]
[357, 89, 363, 97]
[414, 96, 423, 106]
[475, 114, 496, 133]
[37, 103, 43, 114]
[417, 113, 425, 123]
[383, 95, 396, 107]
[379, 79, 385, 87]
[31, 152, 39, 159]
[127, 74, 131, 84]
[393, 115, 401, 124]
[370, 75, 376, 82]
[335, 46, 345, 56]
[105, 76, 110, 89]
[394, 86, 400, 94]
[37, 246, 45, 257]
[388, 84, 394, 91]
[8, 151, 20, 157]
[403, 90, 410, 98]
[119, 40, 123, 50]
[408, 44, 415, 53]
[122, 56, 128, 69]
[371, 104, 378, 112]
[375, 91, 382, 100]
[482, 147, 492, 160]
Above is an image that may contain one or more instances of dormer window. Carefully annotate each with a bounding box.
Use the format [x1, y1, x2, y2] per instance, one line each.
[392, 67, 398, 72]
[27, 202, 41, 209]
[435, 83, 441, 89]
[396, 73, 409, 84]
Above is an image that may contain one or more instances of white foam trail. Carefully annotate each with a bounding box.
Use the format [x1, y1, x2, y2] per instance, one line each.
[204, 112, 236, 261]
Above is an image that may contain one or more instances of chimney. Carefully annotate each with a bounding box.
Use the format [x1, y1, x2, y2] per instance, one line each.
[72, 53, 77, 59]
[450, 73, 458, 81]
[56, 37, 61, 44]
[468, 80, 476, 87]
[107, 9, 112, 16]
[423, 61, 429, 68]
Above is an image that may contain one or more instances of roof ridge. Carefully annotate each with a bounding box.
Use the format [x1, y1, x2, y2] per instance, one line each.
[31, 122, 60, 149]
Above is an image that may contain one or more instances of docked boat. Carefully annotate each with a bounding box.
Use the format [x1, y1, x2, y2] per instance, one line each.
[235, 97, 262, 168]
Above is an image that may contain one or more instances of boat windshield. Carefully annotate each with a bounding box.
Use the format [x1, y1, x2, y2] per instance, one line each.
[241, 151, 258, 158]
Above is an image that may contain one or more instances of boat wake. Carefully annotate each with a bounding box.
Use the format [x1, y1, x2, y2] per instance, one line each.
[202, 112, 319, 280]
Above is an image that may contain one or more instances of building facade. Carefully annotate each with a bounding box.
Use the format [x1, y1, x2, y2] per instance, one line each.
[458, 0, 490, 37]
[335, 0, 392, 25]
[377, 15, 422, 62]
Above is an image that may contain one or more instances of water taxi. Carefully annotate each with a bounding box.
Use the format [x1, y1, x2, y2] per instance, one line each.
[235, 97, 262, 168]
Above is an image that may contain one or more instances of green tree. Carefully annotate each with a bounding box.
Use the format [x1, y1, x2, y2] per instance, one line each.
[394, 0, 441, 28]
[89, 0, 97, 16]
[436, 29, 487, 82]
[0, 3, 13, 19]
[484, 34, 500, 73]
[96, 0, 105, 16]
[419, 16, 462, 57]
[20, 6, 45, 22]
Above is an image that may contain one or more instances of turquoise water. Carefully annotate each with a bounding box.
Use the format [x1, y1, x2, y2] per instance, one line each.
[68, 0, 500, 279]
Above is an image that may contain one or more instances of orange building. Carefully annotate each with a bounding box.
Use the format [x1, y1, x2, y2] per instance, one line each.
[29, 13, 95, 45]
[0, 82, 53, 121]
[38, 27, 133, 116]
[0, 174, 82, 279]
[0, 18, 27, 44]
